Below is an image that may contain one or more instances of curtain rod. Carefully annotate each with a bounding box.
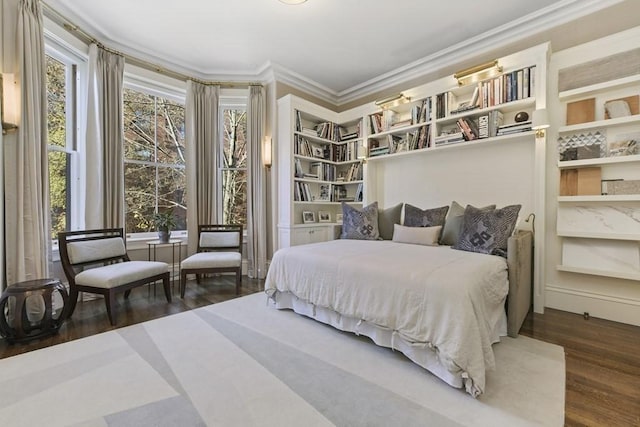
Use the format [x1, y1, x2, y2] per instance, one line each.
[41, 2, 261, 88]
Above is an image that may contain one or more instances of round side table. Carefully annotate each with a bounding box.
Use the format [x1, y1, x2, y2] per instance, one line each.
[0, 278, 69, 344]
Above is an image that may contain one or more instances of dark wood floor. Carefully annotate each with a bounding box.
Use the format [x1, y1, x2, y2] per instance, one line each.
[1, 278, 639, 426]
[520, 308, 640, 426]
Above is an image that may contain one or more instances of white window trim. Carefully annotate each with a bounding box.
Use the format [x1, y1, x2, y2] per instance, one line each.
[45, 31, 89, 255]
[218, 92, 249, 224]
[123, 75, 187, 239]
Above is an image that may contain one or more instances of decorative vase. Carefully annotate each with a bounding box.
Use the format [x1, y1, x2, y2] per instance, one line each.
[158, 230, 171, 243]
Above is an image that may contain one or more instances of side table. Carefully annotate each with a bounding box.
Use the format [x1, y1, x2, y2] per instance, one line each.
[0, 278, 69, 343]
[147, 239, 185, 294]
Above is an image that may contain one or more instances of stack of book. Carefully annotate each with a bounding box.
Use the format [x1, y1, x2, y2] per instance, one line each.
[368, 145, 390, 157]
[496, 121, 532, 136]
[434, 131, 465, 146]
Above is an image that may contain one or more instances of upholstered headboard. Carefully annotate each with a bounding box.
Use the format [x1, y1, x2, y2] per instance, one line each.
[506, 230, 533, 338]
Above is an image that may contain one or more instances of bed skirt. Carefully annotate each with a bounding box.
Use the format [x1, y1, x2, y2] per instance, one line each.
[267, 290, 506, 396]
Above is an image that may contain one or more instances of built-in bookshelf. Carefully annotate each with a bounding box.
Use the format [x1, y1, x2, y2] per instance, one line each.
[365, 65, 539, 160]
[554, 42, 640, 281]
[277, 95, 364, 247]
[366, 97, 432, 157]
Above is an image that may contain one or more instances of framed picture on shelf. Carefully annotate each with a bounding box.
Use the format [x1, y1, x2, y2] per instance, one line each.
[311, 144, 324, 158]
[336, 213, 343, 224]
[318, 211, 331, 223]
[302, 211, 316, 224]
[318, 184, 331, 201]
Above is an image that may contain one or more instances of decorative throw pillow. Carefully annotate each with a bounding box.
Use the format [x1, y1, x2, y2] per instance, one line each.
[453, 204, 522, 257]
[340, 201, 380, 240]
[378, 203, 403, 240]
[403, 203, 449, 228]
[392, 224, 441, 246]
[439, 201, 496, 246]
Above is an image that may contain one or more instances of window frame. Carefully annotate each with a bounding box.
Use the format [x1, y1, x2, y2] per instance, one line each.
[44, 35, 88, 250]
[218, 91, 249, 226]
[123, 74, 187, 240]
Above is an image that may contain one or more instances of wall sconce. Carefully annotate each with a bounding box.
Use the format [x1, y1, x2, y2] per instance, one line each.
[454, 60, 502, 86]
[278, 0, 307, 4]
[1, 73, 19, 134]
[263, 137, 272, 169]
[532, 108, 550, 138]
[374, 93, 411, 110]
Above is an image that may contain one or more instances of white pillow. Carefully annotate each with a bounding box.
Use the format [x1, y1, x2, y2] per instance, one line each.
[392, 224, 442, 246]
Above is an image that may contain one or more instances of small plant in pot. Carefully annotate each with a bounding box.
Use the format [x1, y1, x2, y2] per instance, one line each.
[152, 211, 177, 243]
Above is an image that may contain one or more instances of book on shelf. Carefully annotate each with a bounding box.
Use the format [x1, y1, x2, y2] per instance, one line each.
[294, 158, 303, 177]
[434, 131, 464, 145]
[368, 146, 390, 157]
[437, 65, 537, 113]
[456, 117, 479, 141]
[382, 110, 396, 131]
[295, 110, 302, 132]
[476, 110, 504, 138]
[496, 121, 532, 136]
[369, 113, 383, 134]
[498, 121, 531, 131]
[310, 161, 323, 180]
[294, 182, 313, 202]
[390, 118, 412, 129]
[354, 183, 363, 202]
[344, 162, 361, 181]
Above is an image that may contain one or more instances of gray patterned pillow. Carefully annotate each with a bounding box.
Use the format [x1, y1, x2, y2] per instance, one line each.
[453, 204, 521, 257]
[440, 201, 496, 246]
[341, 201, 380, 240]
[404, 204, 449, 228]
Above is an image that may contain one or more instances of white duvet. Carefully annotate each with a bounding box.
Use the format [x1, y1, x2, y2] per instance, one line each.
[264, 239, 509, 396]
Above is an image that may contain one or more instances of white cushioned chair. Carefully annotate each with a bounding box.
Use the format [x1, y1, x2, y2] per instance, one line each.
[180, 224, 243, 298]
[58, 228, 171, 325]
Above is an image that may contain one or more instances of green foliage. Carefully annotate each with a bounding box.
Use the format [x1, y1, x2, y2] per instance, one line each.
[46, 55, 69, 241]
[151, 211, 177, 232]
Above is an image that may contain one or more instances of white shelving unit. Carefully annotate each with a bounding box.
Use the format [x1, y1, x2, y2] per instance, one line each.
[554, 42, 640, 281]
[365, 67, 538, 161]
[556, 265, 640, 281]
[277, 95, 365, 248]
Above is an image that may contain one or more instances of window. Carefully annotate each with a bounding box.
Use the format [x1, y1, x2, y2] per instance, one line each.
[220, 106, 247, 226]
[45, 53, 80, 244]
[123, 88, 186, 235]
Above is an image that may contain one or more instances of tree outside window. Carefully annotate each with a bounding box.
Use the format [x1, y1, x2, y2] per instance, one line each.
[221, 109, 247, 227]
[123, 89, 186, 234]
[46, 55, 71, 242]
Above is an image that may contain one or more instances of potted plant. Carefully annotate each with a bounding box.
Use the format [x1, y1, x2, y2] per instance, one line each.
[152, 211, 177, 243]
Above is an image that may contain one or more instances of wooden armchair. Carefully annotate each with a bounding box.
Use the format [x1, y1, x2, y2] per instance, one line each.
[180, 224, 243, 298]
[58, 228, 171, 325]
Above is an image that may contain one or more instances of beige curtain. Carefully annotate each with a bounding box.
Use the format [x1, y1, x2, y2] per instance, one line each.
[185, 81, 219, 254]
[84, 44, 125, 229]
[246, 85, 268, 279]
[4, 0, 50, 284]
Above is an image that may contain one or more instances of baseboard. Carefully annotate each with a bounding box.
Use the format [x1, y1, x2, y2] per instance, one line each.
[546, 284, 640, 327]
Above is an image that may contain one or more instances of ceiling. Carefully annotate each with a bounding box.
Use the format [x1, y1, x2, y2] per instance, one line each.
[43, 0, 622, 104]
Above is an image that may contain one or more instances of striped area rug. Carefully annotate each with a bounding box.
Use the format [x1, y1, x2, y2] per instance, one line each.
[0, 293, 564, 426]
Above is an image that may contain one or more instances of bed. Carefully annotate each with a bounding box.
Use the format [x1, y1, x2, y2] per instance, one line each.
[264, 230, 532, 397]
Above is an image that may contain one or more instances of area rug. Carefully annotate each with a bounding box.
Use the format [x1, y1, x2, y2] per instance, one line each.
[0, 293, 565, 426]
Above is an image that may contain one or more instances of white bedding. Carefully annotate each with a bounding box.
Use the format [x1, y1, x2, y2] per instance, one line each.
[264, 239, 509, 397]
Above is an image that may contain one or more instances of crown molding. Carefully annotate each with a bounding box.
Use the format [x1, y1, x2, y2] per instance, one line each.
[268, 62, 340, 105]
[43, 0, 625, 107]
[334, 0, 625, 105]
